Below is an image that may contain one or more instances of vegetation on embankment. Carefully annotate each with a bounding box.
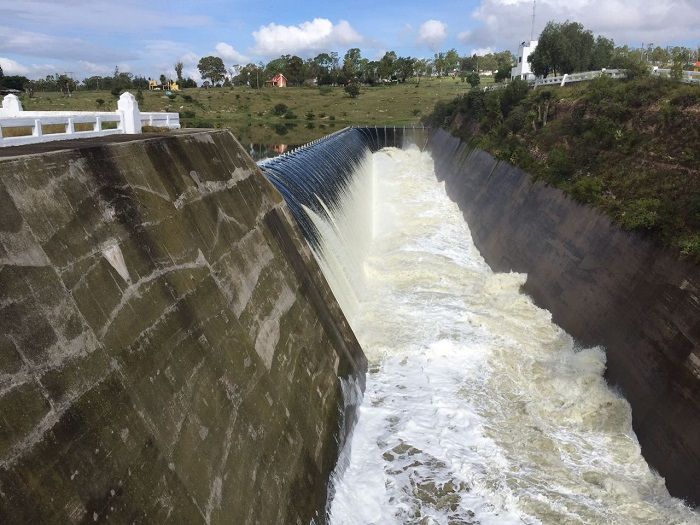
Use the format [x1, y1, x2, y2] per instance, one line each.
[425, 76, 700, 260]
[15, 77, 481, 144]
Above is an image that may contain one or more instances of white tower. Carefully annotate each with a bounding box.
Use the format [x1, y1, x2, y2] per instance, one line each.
[511, 1, 538, 81]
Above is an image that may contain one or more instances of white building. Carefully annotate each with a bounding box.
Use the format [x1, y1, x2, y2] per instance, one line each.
[511, 40, 538, 80]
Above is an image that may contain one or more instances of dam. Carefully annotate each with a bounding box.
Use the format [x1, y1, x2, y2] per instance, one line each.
[0, 126, 698, 523]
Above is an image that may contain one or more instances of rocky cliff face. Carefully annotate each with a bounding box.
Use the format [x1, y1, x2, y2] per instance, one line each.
[430, 128, 700, 506]
[0, 130, 366, 523]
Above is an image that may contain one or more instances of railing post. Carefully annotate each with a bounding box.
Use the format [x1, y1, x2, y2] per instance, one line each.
[33, 119, 43, 138]
[560, 74, 569, 87]
[66, 117, 75, 135]
[1, 94, 23, 116]
[94, 116, 102, 132]
[117, 92, 142, 134]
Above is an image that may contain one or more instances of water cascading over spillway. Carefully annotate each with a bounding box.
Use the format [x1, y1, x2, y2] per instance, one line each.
[260, 132, 699, 524]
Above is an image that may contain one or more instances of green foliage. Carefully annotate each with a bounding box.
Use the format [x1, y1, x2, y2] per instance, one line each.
[678, 234, 700, 260]
[344, 83, 361, 98]
[273, 103, 288, 116]
[619, 198, 662, 230]
[571, 176, 603, 203]
[182, 94, 194, 103]
[547, 147, 577, 182]
[284, 111, 298, 119]
[110, 86, 122, 98]
[318, 86, 333, 95]
[95, 98, 105, 108]
[500, 79, 529, 117]
[306, 111, 315, 120]
[466, 72, 480, 88]
[136, 89, 144, 104]
[197, 56, 226, 85]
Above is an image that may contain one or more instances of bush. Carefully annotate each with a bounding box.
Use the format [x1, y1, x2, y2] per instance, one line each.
[182, 94, 193, 102]
[678, 234, 700, 260]
[618, 198, 662, 230]
[167, 94, 176, 100]
[306, 111, 315, 120]
[571, 176, 603, 204]
[95, 98, 105, 108]
[547, 147, 577, 182]
[344, 83, 361, 98]
[412, 109, 421, 116]
[110, 86, 123, 98]
[504, 106, 527, 133]
[273, 103, 288, 116]
[284, 111, 298, 119]
[181, 110, 196, 119]
[319, 86, 333, 95]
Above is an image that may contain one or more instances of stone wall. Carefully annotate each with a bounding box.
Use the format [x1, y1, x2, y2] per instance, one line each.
[429, 128, 700, 506]
[0, 130, 366, 523]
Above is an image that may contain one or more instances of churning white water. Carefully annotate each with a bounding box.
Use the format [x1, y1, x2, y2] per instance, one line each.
[308, 146, 698, 524]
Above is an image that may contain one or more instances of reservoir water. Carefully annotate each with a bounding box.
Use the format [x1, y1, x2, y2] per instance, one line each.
[304, 146, 698, 524]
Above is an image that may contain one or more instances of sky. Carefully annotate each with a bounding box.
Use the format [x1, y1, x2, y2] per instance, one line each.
[0, 0, 698, 81]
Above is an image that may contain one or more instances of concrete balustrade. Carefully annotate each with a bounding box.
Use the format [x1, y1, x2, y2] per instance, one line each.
[0, 92, 180, 147]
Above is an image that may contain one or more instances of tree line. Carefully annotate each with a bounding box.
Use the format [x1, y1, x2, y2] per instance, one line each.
[197, 48, 515, 88]
[0, 47, 514, 94]
[529, 21, 699, 78]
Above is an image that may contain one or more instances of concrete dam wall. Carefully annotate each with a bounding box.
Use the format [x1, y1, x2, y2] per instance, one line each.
[429, 128, 700, 506]
[0, 130, 366, 523]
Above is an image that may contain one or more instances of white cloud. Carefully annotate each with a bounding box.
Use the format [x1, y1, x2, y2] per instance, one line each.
[215, 43, 249, 64]
[251, 18, 362, 56]
[464, 0, 700, 51]
[417, 20, 448, 51]
[0, 1, 211, 33]
[471, 47, 495, 56]
[0, 57, 29, 75]
[78, 61, 112, 75]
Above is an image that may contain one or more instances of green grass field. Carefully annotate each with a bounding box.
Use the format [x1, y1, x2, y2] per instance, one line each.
[16, 77, 491, 144]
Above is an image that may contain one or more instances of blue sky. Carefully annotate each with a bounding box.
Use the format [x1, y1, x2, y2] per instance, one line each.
[0, 0, 698, 80]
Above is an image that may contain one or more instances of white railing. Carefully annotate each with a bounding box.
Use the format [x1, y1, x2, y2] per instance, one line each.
[533, 68, 626, 87]
[0, 92, 180, 148]
[651, 67, 700, 84]
[483, 67, 699, 93]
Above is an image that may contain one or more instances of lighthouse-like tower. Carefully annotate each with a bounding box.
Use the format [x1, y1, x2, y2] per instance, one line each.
[511, 1, 538, 81]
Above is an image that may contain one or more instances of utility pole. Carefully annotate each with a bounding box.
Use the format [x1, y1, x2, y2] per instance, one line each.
[530, 0, 537, 42]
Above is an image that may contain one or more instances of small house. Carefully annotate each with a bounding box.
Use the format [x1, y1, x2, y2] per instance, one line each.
[266, 74, 288, 88]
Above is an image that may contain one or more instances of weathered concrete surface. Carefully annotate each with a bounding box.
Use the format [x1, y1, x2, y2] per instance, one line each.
[430, 128, 700, 506]
[0, 130, 366, 523]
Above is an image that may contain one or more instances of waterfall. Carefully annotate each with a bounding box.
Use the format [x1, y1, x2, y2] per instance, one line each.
[260, 131, 698, 525]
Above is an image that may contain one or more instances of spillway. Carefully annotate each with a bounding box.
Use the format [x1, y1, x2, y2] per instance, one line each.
[261, 131, 699, 524]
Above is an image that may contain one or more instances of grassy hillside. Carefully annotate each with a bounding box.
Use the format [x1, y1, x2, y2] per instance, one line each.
[426, 76, 700, 260]
[16, 77, 487, 144]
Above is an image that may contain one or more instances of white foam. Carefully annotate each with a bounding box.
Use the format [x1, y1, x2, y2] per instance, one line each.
[314, 146, 699, 524]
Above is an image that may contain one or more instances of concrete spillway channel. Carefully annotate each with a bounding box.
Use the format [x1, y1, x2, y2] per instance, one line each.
[0, 126, 698, 523]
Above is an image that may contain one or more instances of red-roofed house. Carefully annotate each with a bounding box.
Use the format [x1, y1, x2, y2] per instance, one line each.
[266, 74, 288, 87]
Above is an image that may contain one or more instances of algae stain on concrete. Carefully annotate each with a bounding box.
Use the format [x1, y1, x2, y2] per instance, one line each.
[0, 130, 366, 524]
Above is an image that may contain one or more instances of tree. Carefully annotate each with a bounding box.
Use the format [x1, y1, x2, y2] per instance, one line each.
[529, 21, 596, 77]
[0, 65, 3, 87]
[174, 61, 184, 82]
[444, 49, 460, 75]
[415, 59, 429, 83]
[344, 83, 360, 98]
[379, 51, 397, 80]
[160, 74, 167, 86]
[343, 48, 362, 81]
[286, 55, 305, 85]
[395, 57, 416, 82]
[197, 56, 226, 86]
[590, 36, 615, 70]
[466, 71, 480, 88]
